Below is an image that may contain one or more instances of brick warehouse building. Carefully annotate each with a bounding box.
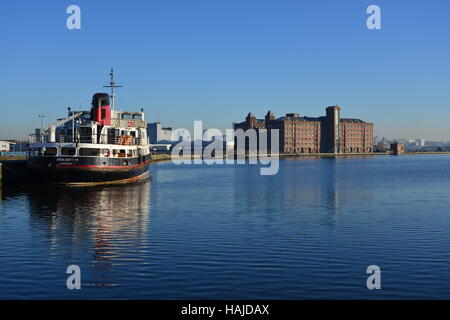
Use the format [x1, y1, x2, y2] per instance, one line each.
[233, 106, 374, 154]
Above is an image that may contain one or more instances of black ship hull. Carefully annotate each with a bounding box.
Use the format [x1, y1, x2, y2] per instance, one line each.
[27, 155, 151, 186]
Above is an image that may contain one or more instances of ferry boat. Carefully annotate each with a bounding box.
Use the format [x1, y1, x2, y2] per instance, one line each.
[27, 70, 151, 185]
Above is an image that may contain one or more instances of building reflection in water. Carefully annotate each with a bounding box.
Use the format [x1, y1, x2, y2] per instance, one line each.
[233, 157, 375, 227]
[25, 180, 151, 286]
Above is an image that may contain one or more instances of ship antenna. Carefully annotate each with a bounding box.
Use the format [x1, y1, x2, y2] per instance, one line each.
[103, 68, 123, 110]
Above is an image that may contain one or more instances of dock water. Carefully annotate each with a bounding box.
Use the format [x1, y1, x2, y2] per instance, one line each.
[0, 159, 29, 187]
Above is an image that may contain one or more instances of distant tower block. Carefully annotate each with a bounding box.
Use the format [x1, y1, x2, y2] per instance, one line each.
[326, 106, 341, 153]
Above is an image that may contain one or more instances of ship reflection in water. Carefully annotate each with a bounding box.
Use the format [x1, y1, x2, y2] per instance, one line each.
[26, 180, 151, 288]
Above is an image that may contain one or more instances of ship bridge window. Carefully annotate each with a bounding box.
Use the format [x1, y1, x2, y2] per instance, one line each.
[79, 127, 93, 143]
[79, 127, 92, 137]
[79, 148, 100, 157]
[133, 115, 142, 120]
[61, 147, 76, 156]
[43, 147, 57, 156]
[122, 114, 133, 120]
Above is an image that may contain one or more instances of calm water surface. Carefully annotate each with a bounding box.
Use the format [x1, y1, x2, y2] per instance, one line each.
[1, 155, 450, 299]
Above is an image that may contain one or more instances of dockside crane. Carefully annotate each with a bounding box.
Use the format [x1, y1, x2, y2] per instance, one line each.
[44, 112, 84, 143]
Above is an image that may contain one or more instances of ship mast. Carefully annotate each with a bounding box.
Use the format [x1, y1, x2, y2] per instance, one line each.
[103, 68, 123, 110]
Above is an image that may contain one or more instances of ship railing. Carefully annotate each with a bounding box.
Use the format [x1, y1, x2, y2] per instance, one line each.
[99, 134, 143, 146]
[56, 136, 77, 143]
[53, 135, 143, 145]
[55, 136, 95, 143]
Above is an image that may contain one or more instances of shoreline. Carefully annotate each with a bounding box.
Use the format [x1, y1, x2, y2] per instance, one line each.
[3, 151, 450, 164]
[148, 151, 450, 164]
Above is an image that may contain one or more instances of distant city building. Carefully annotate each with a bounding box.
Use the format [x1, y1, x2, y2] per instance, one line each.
[147, 121, 195, 153]
[418, 138, 426, 147]
[392, 138, 409, 145]
[29, 133, 37, 143]
[147, 122, 175, 144]
[234, 106, 374, 154]
[29, 128, 43, 143]
[0, 140, 15, 152]
[373, 135, 380, 145]
[13, 141, 30, 152]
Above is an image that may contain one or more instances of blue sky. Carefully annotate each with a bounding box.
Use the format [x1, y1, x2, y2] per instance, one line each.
[1, 0, 449, 140]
